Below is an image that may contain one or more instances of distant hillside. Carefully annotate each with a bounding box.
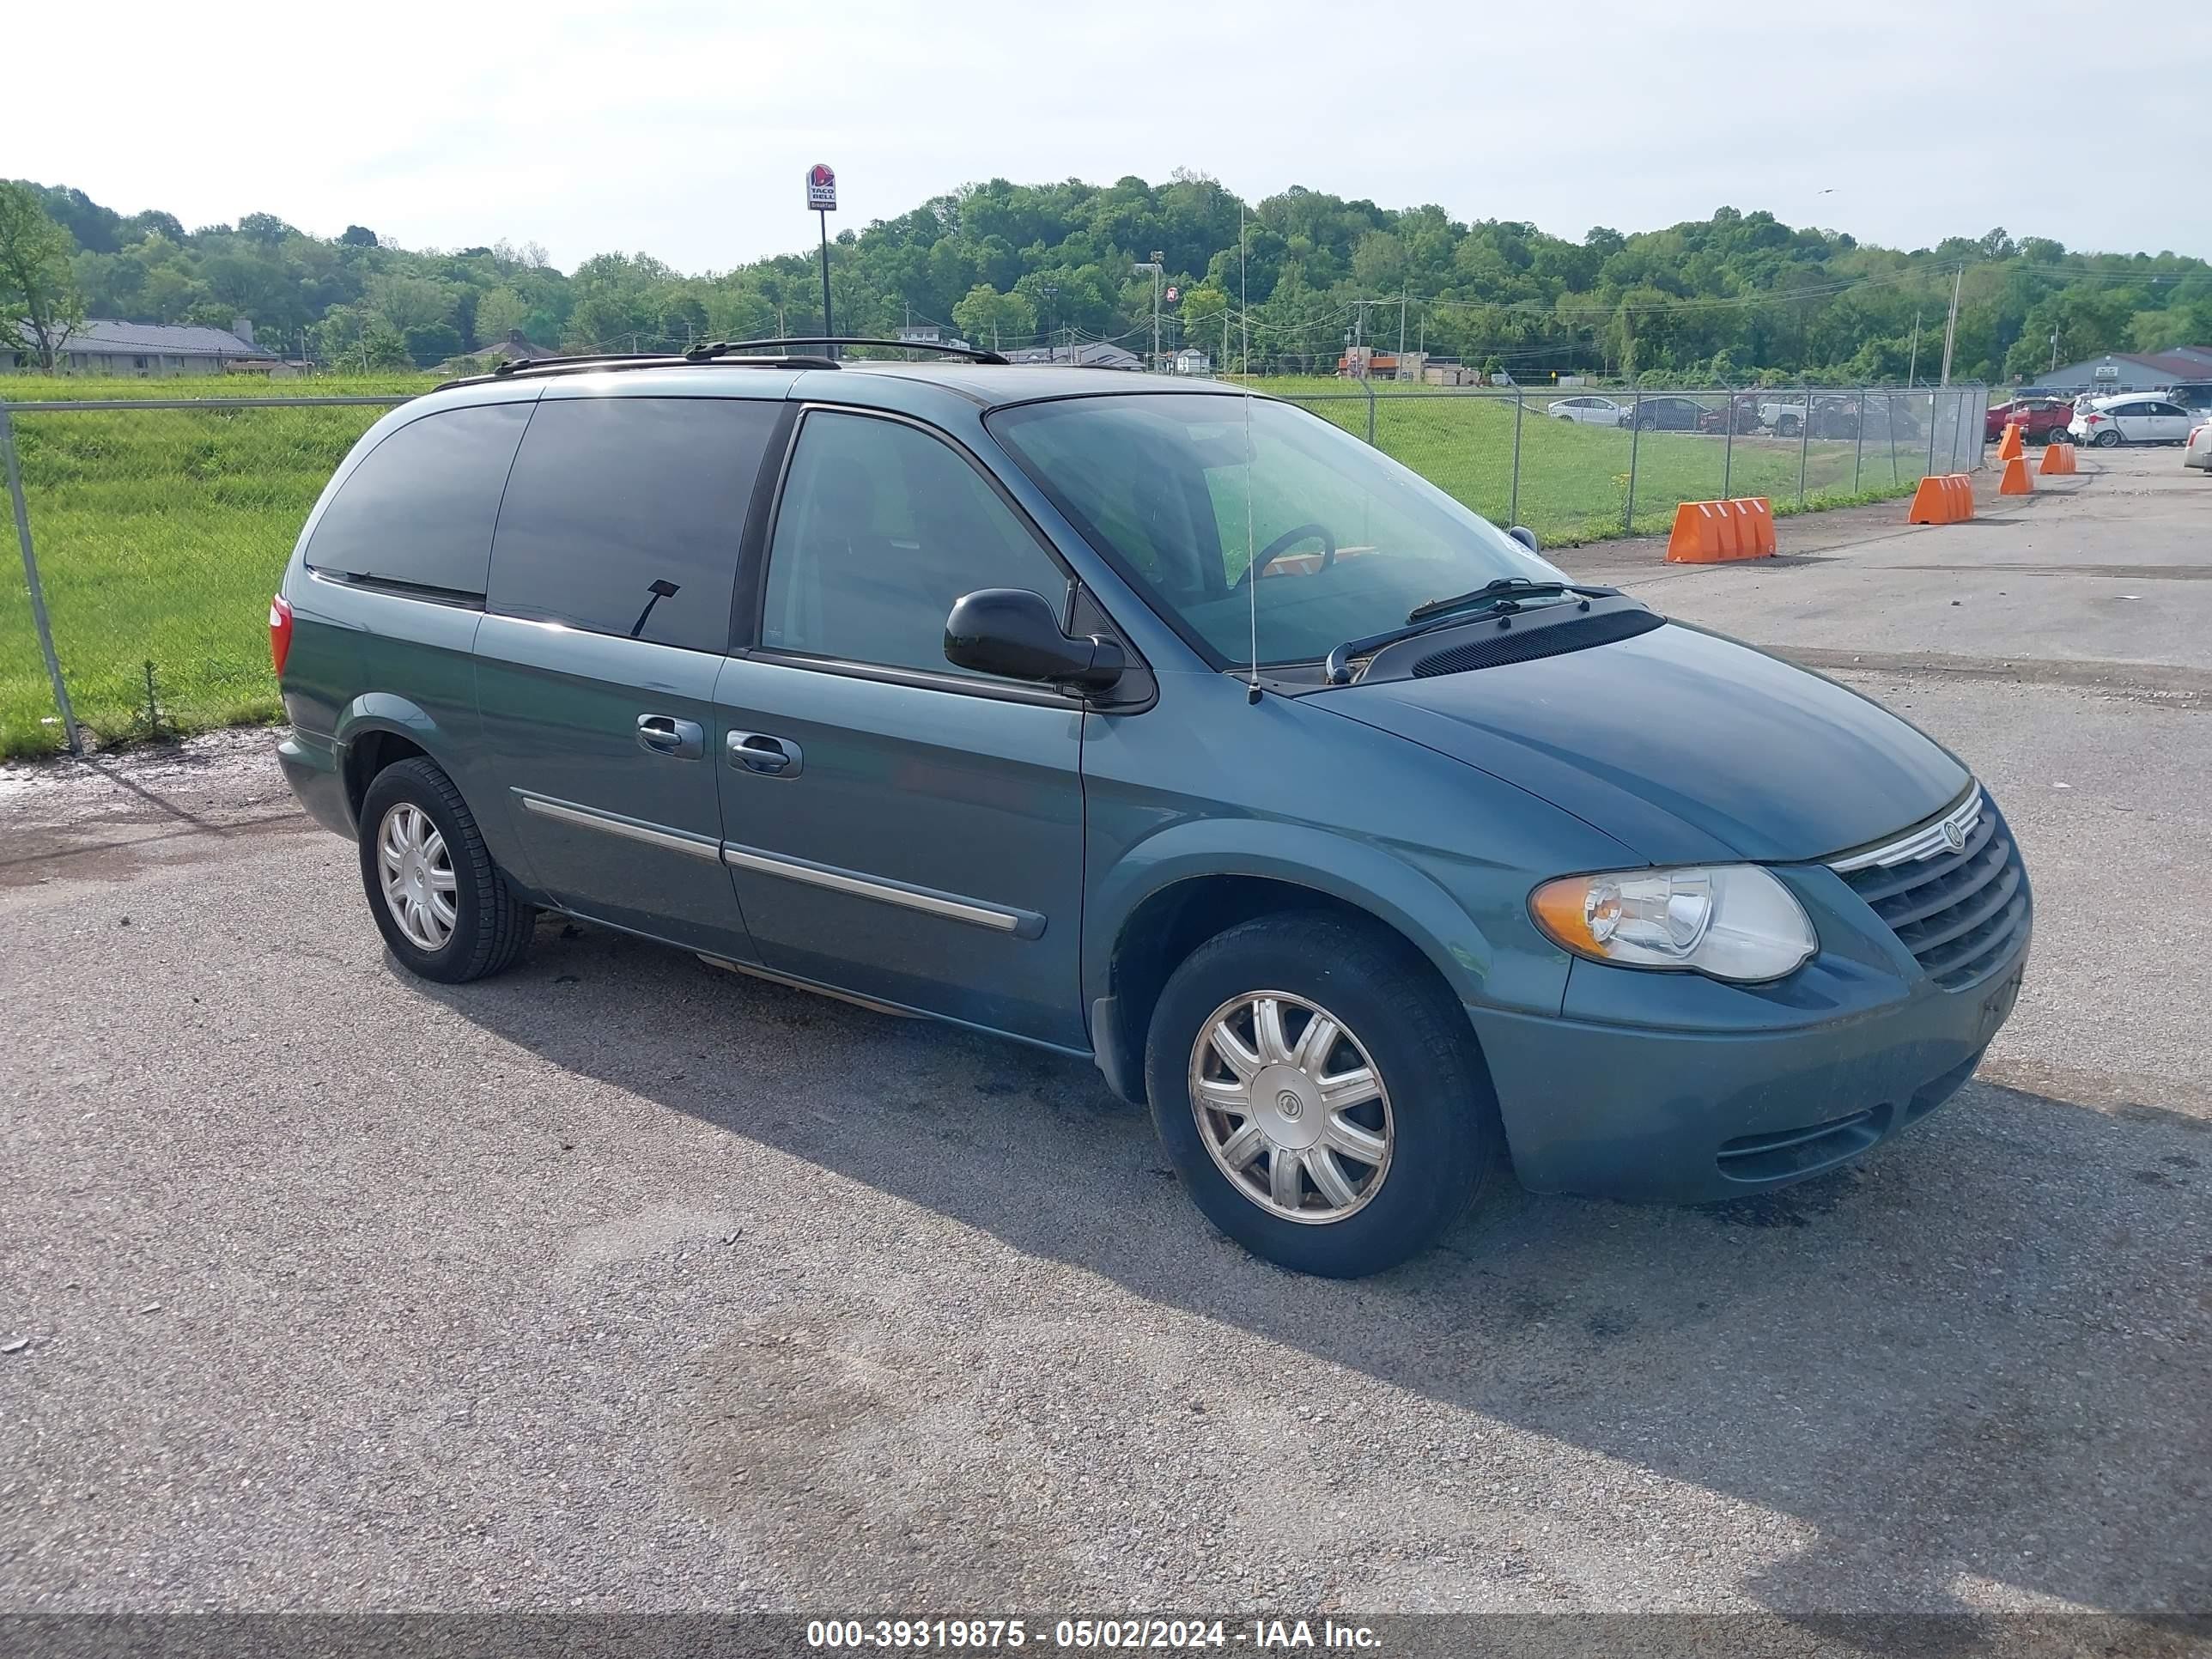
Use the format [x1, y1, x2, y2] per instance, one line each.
[15, 174, 2212, 381]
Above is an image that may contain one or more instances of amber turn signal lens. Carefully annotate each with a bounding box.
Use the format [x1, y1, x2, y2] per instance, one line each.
[1531, 876, 1607, 955]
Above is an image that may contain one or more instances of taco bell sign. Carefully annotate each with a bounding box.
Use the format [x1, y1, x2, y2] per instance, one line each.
[806, 163, 837, 212]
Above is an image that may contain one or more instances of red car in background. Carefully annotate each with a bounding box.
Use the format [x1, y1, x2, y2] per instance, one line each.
[1986, 398, 2075, 445]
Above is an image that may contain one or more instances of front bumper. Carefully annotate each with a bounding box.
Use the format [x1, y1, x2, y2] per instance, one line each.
[1468, 913, 2029, 1205]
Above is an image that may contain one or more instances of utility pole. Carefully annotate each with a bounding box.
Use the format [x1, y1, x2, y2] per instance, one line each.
[1906, 308, 1921, 387]
[1398, 292, 1407, 374]
[1133, 254, 1164, 370]
[1937, 264, 1963, 387]
[2050, 325, 2061, 372]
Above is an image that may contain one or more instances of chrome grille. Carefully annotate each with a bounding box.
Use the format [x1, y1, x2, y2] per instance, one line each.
[1833, 793, 2029, 990]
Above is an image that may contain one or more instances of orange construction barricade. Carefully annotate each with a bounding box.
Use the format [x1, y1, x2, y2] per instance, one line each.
[2040, 441, 2076, 477]
[1666, 498, 1771, 563]
[1996, 422, 2024, 461]
[1731, 496, 1776, 555]
[1999, 455, 2033, 495]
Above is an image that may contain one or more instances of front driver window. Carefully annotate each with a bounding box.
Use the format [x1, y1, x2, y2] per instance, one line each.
[762, 410, 1068, 678]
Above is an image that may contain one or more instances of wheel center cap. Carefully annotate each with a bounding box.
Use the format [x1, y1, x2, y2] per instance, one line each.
[1251, 1063, 1324, 1150]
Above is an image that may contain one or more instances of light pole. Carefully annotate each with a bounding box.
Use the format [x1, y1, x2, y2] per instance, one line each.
[1040, 283, 1059, 362]
[1133, 253, 1164, 370]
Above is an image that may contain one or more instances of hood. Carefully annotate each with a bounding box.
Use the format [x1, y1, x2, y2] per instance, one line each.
[1317, 620, 1968, 866]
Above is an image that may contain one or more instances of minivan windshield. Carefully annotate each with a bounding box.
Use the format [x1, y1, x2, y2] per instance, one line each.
[989, 393, 1565, 668]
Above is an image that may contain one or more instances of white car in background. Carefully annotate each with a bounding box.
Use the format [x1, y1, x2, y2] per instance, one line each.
[2185, 422, 2212, 473]
[1547, 395, 1628, 427]
[2069, 394, 2197, 447]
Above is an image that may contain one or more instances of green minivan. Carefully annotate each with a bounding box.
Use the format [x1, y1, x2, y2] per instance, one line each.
[275, 343, 2030, 1277]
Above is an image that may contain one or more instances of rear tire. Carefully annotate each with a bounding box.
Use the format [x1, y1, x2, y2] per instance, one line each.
[358, 757, 533, 984]
[2094, 428, 2123, 448]
[1145, 914, 1498, 1278]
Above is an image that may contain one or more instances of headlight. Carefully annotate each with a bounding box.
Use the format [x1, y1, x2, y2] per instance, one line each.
[1530, 865, 1816, 982]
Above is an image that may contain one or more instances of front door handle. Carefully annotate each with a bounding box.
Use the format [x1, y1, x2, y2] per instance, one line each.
[727, 731, 803, 778]
[635, 714, 704, 760]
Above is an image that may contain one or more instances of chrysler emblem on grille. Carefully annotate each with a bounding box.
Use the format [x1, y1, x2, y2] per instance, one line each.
[1942, 817, 1966, 854]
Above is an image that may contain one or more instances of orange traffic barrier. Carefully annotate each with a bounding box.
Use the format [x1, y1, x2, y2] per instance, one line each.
[2039, 441, 2076, 477]
[1732, 496, 1777, 555]
[1996, 422, 2024, 461]
[1999, 455, 2033, 495]
[1908, 472, 1977, 525]
[1666, 496, 1773, 562]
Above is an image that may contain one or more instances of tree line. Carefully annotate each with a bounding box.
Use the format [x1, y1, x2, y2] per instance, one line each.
[5, 171, 2209, 384]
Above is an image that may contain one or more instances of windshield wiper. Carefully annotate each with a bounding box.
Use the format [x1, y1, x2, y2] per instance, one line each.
[1322, 581, 1623, 685]
[1407, 577, 1612, 623]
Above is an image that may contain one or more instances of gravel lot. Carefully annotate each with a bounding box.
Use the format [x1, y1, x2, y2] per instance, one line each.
[2, 448, 2206, 1629]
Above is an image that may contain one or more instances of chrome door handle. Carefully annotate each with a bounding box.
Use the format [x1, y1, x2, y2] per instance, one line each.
[635, 714, 703, 760]
[727, 731, 802, 778]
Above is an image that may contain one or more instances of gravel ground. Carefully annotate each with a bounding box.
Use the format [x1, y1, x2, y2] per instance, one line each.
[1, 449, 2206, 1628]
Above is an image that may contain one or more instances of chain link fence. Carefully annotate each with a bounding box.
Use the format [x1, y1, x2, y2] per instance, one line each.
[1271, 382, 1986, 543]
[2, 380, 1985, 760]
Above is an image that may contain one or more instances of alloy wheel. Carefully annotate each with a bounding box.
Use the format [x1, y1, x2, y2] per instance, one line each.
[376, 802, 457, 951]
[1188, 990, 1394, 1224]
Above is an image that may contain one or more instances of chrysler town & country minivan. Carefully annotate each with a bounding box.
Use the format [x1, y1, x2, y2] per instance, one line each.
[273, 342, 2031, 1277]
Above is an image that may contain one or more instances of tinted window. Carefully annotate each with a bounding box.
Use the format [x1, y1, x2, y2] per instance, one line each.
[306, 402, 531, 595]
[488, 396, 780, 653]
[761, 410, 1066, 678]
[2149, 402, 2186, 417]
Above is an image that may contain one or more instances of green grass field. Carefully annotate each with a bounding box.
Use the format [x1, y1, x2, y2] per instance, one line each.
[0, 380, 423, 757]
[0, 371, 1954, 758]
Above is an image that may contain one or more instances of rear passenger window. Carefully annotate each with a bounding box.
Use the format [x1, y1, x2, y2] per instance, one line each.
[306, 403, 532, 596]
[488, 396, 780, 653]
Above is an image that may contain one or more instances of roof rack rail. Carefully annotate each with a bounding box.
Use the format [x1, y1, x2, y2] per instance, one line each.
[436, 351, 838, 391]
[684, 337, 1011, 365]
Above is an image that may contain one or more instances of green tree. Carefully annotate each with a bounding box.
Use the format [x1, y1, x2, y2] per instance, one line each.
[472, 285, 532, 345]
[951, 283, 1036, 350]
[0, 181, 87, 369]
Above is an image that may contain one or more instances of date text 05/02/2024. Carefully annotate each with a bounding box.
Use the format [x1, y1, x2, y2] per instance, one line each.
[805, 1618, 1383, 1650]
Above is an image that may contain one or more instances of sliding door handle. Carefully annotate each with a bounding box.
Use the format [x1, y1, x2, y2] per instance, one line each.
[727, 731, 802, 778]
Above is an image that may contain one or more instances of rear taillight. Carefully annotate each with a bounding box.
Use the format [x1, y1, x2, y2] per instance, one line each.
[270, 593, 294, 676]
[2085, 413, 2102, 425]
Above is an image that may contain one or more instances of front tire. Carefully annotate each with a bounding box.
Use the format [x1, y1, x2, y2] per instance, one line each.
[358, 757, 532, 983]
[1145, 914, 1498, 1277]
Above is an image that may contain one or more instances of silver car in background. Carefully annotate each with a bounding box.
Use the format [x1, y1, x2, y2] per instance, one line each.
[1547, 395, 1628, 426]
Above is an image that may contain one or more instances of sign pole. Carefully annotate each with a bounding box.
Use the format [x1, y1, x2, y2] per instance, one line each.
[805, 163, 838, 356]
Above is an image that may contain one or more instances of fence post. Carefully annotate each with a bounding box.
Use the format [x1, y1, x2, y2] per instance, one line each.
[1853, 386, 1865, 493]
[1796, 379, 1812, 504]
[1509, 389, 1524, 527]
[1888, 391, 1901, 484]
[1, 403, 81, 757]
[1721, 387, 1735, 501]
[1363, 379, 1376, 447]
[1926, 389, 1939, 478]
[1623, 388, 1644, 533]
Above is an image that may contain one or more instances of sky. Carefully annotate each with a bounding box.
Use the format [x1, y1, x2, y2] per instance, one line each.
[7, 0, 2203, 273]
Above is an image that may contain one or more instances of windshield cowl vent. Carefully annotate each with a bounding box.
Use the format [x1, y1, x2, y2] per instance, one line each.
[1405, 609, 1666, 679]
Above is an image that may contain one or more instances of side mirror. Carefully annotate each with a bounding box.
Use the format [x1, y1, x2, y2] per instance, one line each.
[1507, 525, 1540, 553]
[944, 588, 1127, 693]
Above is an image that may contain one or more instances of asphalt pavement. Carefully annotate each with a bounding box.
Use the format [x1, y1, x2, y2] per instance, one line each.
[1, 448, 2206, 1629]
